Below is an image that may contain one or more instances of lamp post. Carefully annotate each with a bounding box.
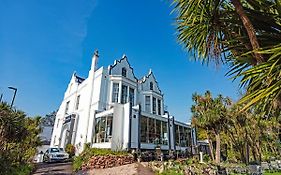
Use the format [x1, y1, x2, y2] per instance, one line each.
[8, 86, 17, 107]
[0, 93, 3, 103]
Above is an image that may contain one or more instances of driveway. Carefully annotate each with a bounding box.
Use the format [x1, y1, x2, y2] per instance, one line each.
[33, 162, 73, 175]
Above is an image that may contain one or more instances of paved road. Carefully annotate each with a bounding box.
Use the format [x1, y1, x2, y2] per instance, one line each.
[33, 162, 73, 175]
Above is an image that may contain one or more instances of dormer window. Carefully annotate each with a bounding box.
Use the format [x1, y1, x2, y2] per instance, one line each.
[122, 67, 127, 77]
[150, 82, 153, 90]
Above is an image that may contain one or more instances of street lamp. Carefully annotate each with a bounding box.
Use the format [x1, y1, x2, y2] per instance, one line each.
[0, 93, 3, 103]
[8, 86, 17, 107]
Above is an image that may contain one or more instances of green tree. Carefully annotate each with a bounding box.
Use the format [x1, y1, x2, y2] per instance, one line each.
[191, 91, 231, 164]
[224, 104, 280, 163]
[172, 0, 281, 114]
[0, 102, 42, 175]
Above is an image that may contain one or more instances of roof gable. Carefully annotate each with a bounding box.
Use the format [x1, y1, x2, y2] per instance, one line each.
[108, 55, 138, 82]
[139, 69, 162, 94]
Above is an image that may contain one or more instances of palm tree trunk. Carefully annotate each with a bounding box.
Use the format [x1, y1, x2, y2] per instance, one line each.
[215, 132, 221, 164]
[231, 0, 264, 64]
[207, 133, 215, 161]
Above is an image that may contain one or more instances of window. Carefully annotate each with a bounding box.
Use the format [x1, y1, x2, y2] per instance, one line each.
[155, 120, 161, 144]
[140, 116, 148, 143]
[140, 116, 168, 145]
[180, 126, 185, 147]
[152, 97, 156, 114]
[161, 121, 168, 145]
[106, 117, 113, 142]
[75, 95, 80, 110]
[150, 82, 153, 90]
[145, 96, 151, 113]
[94, 118, 101, 143]
[186, 128, 192, 147]
[112, 83, 119, 103]
[65, 101, 70, 114]
[129, 88, 135, 106]
[175, 125, 180, 146]
[157, 99, 161, 115]
[94, 116, 113, 143]
[50, 148, 60, 153]
[148, 118, 156, 143]
[121, 85, 128, 104]
[122, 67, 127, 77]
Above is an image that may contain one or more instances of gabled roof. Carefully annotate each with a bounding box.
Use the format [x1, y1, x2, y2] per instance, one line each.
[139, 69, 162, 94]
[108, 55, 138, 81]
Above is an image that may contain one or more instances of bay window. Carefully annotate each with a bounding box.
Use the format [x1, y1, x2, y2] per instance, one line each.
[94, 115, 113, 143]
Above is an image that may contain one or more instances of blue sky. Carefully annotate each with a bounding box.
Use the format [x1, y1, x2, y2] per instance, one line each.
[0, 0, 241, 122]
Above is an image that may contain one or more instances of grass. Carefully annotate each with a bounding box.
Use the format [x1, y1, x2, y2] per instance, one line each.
[264, 172, 281, 175]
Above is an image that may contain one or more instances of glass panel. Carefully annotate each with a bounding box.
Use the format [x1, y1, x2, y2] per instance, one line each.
[186, 128, 192, 147]
[94, 116, 113, 143]
[112, 83, 119, 103]
[99, 117, 106, 142]
[148, 118, 156, 143]
[162, 121, 168, 145]
[51, 148, 60, 152]
[152, 97, 156, 114]
[175, 125, 180, 146]
[157, 99, 161, 115]
[129, 88, 134, 106]
[105, 116, 113, 142]
[140, 116, 148, 143]
[94, 117, 101, 143]
[180, 126, 186, 147]
[121, 85, 128, 104]
[150, 82, 153, 90]
[155, 119, 161, 144]
[122, 67, 127, 77]
[145, 96, 151, 113]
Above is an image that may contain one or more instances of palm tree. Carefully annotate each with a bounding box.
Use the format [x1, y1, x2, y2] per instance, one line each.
[191, 91, 231, 164]
[172, 0, 281, 114]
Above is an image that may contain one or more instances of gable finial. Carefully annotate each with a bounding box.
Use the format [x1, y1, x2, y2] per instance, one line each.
[122, 54, 127, 59]
[94, 49, 99, 57]
[91, 49, 99, 71]
[149, 68, 152, 75]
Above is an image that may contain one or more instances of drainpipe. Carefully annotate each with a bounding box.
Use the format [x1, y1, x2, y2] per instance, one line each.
[128, 101, 132, 150]
[172, 116, 176, 151]
[166, 112, 171, 151]
[137, 104, 141, 150]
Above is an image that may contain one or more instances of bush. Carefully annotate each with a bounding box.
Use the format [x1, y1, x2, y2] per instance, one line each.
[0, 103, 41, 175]
[157, 168, 184, 175]
[73, 156, 84, 172]
[65, 144, 75, 158]
[7, 163, 34, 175]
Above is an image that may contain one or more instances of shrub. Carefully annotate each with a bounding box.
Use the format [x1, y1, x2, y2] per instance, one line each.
[73, 156, 84, 172]
[65, 144, 75, 158]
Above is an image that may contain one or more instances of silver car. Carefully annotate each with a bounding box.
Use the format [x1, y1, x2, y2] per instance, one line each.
[43, 147, 69, 163]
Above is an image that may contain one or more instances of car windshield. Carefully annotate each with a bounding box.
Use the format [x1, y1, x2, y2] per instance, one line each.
[50, 148, 60, 153]
[59, 148, 64, 152]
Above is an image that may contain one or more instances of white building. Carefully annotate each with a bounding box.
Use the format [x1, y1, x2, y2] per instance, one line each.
[51, 51, 195, 153]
